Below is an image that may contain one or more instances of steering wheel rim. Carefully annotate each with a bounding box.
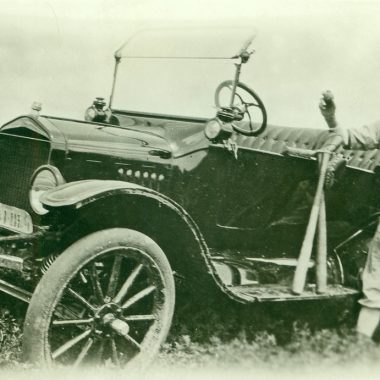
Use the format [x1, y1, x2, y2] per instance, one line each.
[214, 80, 267, 136]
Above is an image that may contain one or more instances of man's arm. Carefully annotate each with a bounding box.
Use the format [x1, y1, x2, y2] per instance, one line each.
[318, 91, 380, 188]
[319, 91, 380, 151]
[318, 91, 346, 151]
[319, 90, 338, 129]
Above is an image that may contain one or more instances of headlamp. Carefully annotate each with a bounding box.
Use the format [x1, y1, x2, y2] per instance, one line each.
[204, 118, 222, 140]
[29, 166, 65, 215]
[204, 118, 234, 142]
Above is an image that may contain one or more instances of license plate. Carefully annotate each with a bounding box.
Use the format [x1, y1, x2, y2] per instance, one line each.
[0, 203, 33, 234]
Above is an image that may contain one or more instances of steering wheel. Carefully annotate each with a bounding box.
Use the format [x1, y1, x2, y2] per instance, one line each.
[214, 80, 267, 136]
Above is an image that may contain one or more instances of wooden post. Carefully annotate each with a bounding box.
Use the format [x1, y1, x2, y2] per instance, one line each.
[292, 151, 330, 295]
[316, 190, 328, 293]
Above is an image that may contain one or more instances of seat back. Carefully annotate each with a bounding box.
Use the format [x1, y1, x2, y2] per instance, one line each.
[235, 125, 380, 171]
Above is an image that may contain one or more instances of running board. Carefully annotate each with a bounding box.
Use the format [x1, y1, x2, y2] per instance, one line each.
[245, 257, 314, 268]
[0, 278, 32, 303]
[228, 284, 358, 303]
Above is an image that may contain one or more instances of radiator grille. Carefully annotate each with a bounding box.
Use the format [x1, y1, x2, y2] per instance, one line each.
[0, 134, 50, 212]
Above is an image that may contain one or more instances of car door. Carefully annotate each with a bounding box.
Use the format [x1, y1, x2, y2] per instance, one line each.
[214, 145, 315, 231]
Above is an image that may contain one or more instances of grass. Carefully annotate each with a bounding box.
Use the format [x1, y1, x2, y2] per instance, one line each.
[158, 326, 380, 370]
[1, 304, 380, 373]
[0, 309, 22, 367]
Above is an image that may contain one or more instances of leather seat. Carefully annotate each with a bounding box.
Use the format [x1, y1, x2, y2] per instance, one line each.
[235, 125, 380, 172]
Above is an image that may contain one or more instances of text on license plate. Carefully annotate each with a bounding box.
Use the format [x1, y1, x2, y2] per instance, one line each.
[0, 203, 33, 234]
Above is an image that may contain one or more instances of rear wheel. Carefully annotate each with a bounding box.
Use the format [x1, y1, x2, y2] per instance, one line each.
[23, 228, 175, 369]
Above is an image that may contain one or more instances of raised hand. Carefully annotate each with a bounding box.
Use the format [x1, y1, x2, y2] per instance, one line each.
[319, 90, 337, 129]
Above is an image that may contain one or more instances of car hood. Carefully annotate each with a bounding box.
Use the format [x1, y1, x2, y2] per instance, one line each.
[43, 116, 209, 159]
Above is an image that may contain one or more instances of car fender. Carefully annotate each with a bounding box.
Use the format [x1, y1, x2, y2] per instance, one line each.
[40, 180, 148, 209]
[40, 179, 245, 305]
[333, 213, 380, 286]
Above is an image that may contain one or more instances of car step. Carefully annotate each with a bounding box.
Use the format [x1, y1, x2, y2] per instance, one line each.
[228, 284, 359, 303]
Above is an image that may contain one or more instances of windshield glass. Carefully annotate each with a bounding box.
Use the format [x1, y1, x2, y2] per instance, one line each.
[111, 27, 256, 118]
[115, 27, 255, 59]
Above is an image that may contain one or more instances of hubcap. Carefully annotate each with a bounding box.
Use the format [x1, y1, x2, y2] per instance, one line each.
[91, 303, 130, 335]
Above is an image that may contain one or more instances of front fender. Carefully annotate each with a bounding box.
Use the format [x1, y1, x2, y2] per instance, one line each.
[40, 180, 147, 208]
[41, 179, 245, 305]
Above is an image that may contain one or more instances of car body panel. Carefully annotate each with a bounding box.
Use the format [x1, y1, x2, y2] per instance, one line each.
[0, 111, 377, 254]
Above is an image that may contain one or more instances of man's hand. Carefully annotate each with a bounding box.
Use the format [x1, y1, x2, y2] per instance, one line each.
[324, 154, 346, 189]
[319, 90, 337, 129]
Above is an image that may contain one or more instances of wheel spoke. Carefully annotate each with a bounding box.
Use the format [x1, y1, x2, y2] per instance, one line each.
[106, 255, 123, 300]
[89, 262, 104, 303]
[108, 320, 141, 351]
[122, 285, 156, 310]
[110, 338, 120, 366]
[122, 334, 141, 351]
[247, 111, 254, 131]
[235, 92, 245, 105]
[113, 264, 143, 304]
[247, 102, 260, 108]
[52, 317, 94, 326]
[54, 303, 81, 320]
[73, 338, 93, 367]
[79, 271, 88, 284]
[67, 288, 96, 312]
[123, 314, 156, 322]
[52, 329, 92, 359]
[97, 340, 105, 362]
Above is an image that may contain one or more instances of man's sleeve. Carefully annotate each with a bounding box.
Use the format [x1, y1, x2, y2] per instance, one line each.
[345, 120, 380, 150]
[327, 120, 380, 151]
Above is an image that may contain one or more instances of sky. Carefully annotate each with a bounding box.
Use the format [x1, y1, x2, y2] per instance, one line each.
[0, 0, 380, 128]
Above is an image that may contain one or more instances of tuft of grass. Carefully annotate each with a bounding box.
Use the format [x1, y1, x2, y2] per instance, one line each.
[0, 304, 380, 371]
[158, 325, 380, 369]
[0, 308, 23, 367]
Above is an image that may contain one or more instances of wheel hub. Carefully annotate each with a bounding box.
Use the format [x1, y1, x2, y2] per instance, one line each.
[102, 313, 130, 337]
[95, 302, 122, 317]
[93, 303, 128, 334]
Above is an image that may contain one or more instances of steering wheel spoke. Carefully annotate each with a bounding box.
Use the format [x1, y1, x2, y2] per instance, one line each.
[246, 102, 260, 108]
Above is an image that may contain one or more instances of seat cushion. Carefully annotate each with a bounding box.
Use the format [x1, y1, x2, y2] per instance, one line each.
[235, 124, 380, 172]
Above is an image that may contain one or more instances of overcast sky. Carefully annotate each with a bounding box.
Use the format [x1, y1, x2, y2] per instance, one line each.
[0, 0, 380, 129]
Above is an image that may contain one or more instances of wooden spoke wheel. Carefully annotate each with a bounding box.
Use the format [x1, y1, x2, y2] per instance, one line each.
[23, 228, 175, 369]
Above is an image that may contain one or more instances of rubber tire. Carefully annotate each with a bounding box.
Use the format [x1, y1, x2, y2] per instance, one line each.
[22, 228, 175, 368]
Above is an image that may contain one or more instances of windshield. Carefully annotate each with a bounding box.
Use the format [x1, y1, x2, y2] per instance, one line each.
[115, 27, 255, 59]
[111, 27, 256, 118]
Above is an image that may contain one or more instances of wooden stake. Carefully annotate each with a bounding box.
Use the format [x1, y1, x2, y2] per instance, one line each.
[292, 152, 330, 295]
[316, 191, 328, 294]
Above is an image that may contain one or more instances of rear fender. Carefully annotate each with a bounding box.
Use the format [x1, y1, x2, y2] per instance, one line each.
[334, 214, 379, 287]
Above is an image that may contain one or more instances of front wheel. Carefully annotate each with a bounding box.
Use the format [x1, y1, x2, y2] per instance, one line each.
[23, 228, 175, 369]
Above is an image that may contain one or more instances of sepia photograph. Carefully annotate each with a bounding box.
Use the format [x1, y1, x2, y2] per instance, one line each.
[0, 0, 380, 379]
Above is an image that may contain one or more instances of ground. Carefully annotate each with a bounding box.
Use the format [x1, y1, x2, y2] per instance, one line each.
[1, 303, 380, 376]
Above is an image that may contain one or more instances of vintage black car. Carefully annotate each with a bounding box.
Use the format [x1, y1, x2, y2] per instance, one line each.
[0, 31, 376, 368]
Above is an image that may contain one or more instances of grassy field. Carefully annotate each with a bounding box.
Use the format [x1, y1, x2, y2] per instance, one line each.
[157, 326, 380, 370]
[1, 303, 380, 375]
